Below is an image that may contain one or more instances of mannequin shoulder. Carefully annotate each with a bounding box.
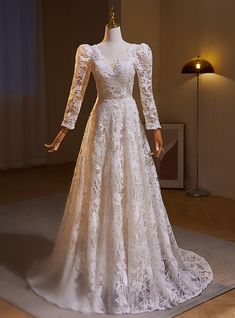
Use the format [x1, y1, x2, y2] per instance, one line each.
[75, 43, 93, 58]
[135, 42, 152, 55]
[134, 43, 154, 65]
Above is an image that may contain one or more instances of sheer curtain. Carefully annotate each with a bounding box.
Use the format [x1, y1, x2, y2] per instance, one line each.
[0, 0, 48, 169]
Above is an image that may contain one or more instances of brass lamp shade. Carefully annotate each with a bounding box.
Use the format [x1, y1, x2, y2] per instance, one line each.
[181, 56, 214, 74]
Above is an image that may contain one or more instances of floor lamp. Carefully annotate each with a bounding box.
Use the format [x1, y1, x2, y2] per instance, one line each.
[181, 56, 214, 197]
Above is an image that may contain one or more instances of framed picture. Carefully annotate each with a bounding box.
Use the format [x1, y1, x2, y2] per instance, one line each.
[145, 123, 184, 188]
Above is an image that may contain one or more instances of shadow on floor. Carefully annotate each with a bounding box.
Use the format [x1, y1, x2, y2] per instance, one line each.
[0, 232, 53, 279]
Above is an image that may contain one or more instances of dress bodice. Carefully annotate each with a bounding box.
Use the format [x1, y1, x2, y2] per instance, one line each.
[61, 42, 161, 131]
[91, 44, 136, 100]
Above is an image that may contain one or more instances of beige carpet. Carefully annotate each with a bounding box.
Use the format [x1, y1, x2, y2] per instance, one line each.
[0, 193, 234, 318]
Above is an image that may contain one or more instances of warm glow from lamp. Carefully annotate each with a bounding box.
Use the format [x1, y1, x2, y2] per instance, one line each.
[181, 56, 214, 74]
[196, 62, 201, 69]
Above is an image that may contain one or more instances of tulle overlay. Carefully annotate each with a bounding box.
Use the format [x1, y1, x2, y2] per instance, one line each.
[27, 43, 213, 314]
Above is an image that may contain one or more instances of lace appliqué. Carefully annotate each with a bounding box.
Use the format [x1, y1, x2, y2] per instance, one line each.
[135, 43, 161, 130]
[60, 43, 161, 131]
[61, 44, 91, 129]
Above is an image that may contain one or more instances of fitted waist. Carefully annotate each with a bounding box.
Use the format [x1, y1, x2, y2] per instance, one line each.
[96, 95, 134, 102]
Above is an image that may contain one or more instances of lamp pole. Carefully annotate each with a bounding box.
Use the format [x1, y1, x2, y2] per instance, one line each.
[186, 72, 210, 197]
[181, 56, 214, 197]
[196, 73, 200, 192]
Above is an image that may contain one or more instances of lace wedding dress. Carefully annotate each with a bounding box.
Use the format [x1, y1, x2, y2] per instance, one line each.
[26, 42, 213, 314]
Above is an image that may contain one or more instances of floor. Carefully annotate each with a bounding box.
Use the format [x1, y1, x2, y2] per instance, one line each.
[0, 162, 235, 318]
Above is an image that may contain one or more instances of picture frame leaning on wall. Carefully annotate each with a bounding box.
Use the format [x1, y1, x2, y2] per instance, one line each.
[145, 123, 184, 189]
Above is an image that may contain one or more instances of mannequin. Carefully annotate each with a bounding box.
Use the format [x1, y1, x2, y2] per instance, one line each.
[44, 7, 164, 157]
[96, 26, 132, 66]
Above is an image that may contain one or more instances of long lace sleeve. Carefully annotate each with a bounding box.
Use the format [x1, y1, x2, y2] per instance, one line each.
[61, 44, 91, 130]
[136, 43, 161, 130]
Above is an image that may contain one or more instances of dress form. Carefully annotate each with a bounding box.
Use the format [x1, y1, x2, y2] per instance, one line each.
[97, 9, 131, 65]
[96, 7, 163, 157]
[30, 7, 214, 313]
[46, 6, 163, 157]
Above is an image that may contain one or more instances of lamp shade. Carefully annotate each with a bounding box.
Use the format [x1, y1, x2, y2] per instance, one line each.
[181, 56, 214, 74]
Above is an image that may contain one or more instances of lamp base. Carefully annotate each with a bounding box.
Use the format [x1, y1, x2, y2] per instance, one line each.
[185, 188, 210, 198]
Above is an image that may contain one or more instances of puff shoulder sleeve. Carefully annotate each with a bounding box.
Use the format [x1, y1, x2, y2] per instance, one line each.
[61, 44, 92, 129]
[136, 43, 161, 130]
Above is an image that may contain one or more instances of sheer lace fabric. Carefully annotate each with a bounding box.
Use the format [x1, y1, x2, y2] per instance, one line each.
[26, 43, 213, 314]
[61, 43, 161, 130]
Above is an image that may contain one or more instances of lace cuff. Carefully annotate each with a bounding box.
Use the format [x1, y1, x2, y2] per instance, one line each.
[61, 44, 91, 130]
[136, 43, 161, 130]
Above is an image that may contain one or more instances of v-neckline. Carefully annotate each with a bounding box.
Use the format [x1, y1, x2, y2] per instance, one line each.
[94, 43, 134, 71]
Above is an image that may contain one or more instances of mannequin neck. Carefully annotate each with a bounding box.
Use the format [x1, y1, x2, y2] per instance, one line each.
[101, 25, 125, 44]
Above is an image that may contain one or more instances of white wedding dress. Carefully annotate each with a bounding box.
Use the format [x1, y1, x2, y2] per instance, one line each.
[26, 42, 213, 314]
